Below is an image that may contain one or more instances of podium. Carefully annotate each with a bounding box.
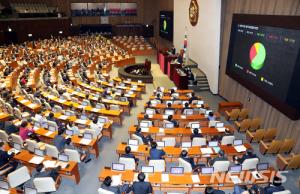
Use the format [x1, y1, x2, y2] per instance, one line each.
[168, 61, 181, 80]
[158, 52, 177, 74]
[173, 68, 188, 89]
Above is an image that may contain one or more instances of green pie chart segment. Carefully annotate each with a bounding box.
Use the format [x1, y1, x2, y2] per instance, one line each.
[163, 20, 167, 31]
[250, 42, 266, 70]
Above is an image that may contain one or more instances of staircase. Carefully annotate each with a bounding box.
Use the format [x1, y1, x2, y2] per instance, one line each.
[184, 62, 210, 92]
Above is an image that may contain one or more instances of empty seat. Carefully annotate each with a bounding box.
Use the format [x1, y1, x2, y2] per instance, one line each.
[259, 140, 283, 155]
[7, 166, 31, 188]
[238, 108, 249, 120]
[249, 118, 262, 131]
[278, 139, 295, 154]
[225, 109, 240, 121]
[263, 128, 277, 142]
[246, 129, 265, 143]
[162, 137, 176, 147]
[276, 153, 300, 170]
[235, 119, 251, 132]
[221, 136, 235, 145]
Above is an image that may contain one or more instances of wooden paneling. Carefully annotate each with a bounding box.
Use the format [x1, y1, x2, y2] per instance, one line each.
[219, 0, 300, 152]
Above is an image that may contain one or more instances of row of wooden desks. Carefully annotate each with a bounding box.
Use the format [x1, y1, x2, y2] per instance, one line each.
[113, 77, 146, 92]
[4, 145, 80, 184]
[144, 103, 210, 111]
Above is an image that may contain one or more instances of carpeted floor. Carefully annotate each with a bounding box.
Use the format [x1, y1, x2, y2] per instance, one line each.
[54, 55, 300, 194]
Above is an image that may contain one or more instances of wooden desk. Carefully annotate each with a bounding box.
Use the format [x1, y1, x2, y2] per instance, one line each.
[4, 145, 80, 184]
[0, 112, 11, 121]
[35, 128, 99, 158]
[173, 68, 188, 90]
[15, 96, 41, 113]
[149, 95, 200, 102]
[144, 103, 210, 113]
[113, 77, 146, 92]
[218, 102, 243, 114]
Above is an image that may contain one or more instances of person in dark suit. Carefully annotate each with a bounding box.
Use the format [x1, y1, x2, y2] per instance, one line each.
[155, 93, 163, 103]
[53, 129, 69, 152]
[129, 172, 152, 194]
[205, 186, 225, 194]
[180, 150, 202, 171]
[0, 142, 18, 175]
[263, 176, 285, 194]
[47, 112, 64, 129]
[182, 102, 192, 114]
[2, 117, 19, 135]
[35, 163, 61, 180]
[121, 146, 139, 163]
[188, 92, 198, 104]
[167, 115, 178, 127]
[101, 176, 130, 194]
[165, 102, 174, 112]
[134, 127, 153, 145]
[233, 185, 259, 194]
[149, 141, 165, 160]
[190, 128, 203, 141]
[209, 150, 228, 166]
[208, 112, 216, 121]
[236, 149, 258, 164]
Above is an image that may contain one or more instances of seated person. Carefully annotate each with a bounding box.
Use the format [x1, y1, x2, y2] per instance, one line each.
[0, 142, 18, 175]
[166, 115, 178, 127]
[19, 121, 35, 141]
[205, 186, 225, 194]
[134, 127, 153, 145]
[34, 110, 47, 124]
[182, 102, 191, 114]
[121, 146, 138, 163]
[207, 112, 216, 121]
[180, 150, 202, 171]
[233, 185, 259, 194]
[165, 102, 174, 112]
[149, 141, 165, 160]
[65, 138, 91, 163]
[188, 92, 198, 104]
[90, 118, 102, 136]
[129, 172, 152, 194]
[155, 93, 163, 103]
[2, 117, 18, 135]
[236, 149, 258, 164]
[34, 163, 61, 180]
[263, 176, 285, 194]
[101, 176, 130, 194]
[67, 122, 80, 135]
[190, 128, 203, 140]
[208, 150, 228, 166]
[47, 113, 64, 129]
[53, 128, 70, 152]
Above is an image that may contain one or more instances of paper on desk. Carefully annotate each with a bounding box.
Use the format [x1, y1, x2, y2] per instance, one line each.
[77, 105, 85, 109]
[161, 173, 169, 182]
[59, 115, 69, 120]
[76, 119, 87, 124]
[201, 148, 213, 154]
[191, 175, 200, 183]
[124, 94, 131, 97]
[56, 161, 68, 169]
[0, 190, 10, 194]
[111, 174, 122, 186]
[28, 103, 37, 109]
[58, 99, 66, 103]
[159, 128, 165, 133]
[216, 127, 226, 132]
[45, 131, 54, 136]
[148, 115, 153, 118]
[129, 145, 138, 152]
[234, 145, 247, 153]
[91, 108, 100, 112]
[29, 156, 44, 164]
[162, 115, 168, 119]
[80, 138, 92, 145]
[20, 99, 29, 104]
[43, 160, 57, 168]
[141, 127, 149, 132]
[230, 175, 242, 184]
[181, 115, 187, 119]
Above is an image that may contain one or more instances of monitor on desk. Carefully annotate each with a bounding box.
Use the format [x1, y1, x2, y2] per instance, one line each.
[170, 167, 184, 175]
[24, 186, 37, 194]
[142, 166, 154, 173]
[82, 101, 89, 106]
[164, 122, 174, 129]
[145, 109, 155, 115]
[208, 121, 217, 128]
[165, 109, 175, 115]
[229, 165, 242, 173]
[65, 129, 74, 136]
[257, 163, 269, 171]
[184, 109, 193, 115]
[65, 111, 72, 116]
[205, 110, 213, 115]
[157, 141, 165, 148]
[201, 167, 214, 174]
[208, 141, 218, 147]
[14, 143, 21, 150]
[83, 132, 93, 139]
[80, 115, 88, 120]
[34, 148, 45, 157]
[128, 139, 138, 146]
[190, 123, 200, 129]
[140, 121, 149, 128]
[0, 180, 9, 190]
[215, 122, 224, 128]
[48, 125, 57, 132]
[112, 163, 125, 171]
[58, 154, 69, 162]
[197, 100, 204, 105]
[98, 116, 108, 123]
[234, 139, 243, 146]
[182, 142, 192, 148]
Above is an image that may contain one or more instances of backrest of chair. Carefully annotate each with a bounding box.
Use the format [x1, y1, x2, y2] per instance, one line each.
[239, 108, 249, 120]
[240, 119, 251, 132]
[178, 158, 193, 173]
[250, 118, 261, 130]
[64, 148, 81, 162]
[132, 134, 144, 145]
[25, 139, 38, 153]
[162, 137, 176, 147]
[13, 108, 22, 119]
[287, 154, 300, 169]
[54, 105, 62, 113]
[8, 166, 31, 188]
[98, 188, 114, 194]
[110, 105, 120, 110]
[230, 109, 240, 120]
[242, 158, 259, 170]
[192, 137, 206, 147]
[279, 139, 295, 154]
[0, 130, 9, 142]
[33, 177, 56, 193]
[263, 128, 277, 141]
[45, 144, 59, 158]
[119, 157, 136, 170]
[267, 140, 283, 154]
[221, 136, 235, 145]
[11, 133, 23, 146]
[149, 159, 165, 172]
[273, 190, 291, 194]
[213, 160, 230, 172]
[47, 121, 58, 129]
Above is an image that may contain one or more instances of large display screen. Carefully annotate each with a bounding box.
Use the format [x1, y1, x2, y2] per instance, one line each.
[159, 11, 173, 41]
[226, 14, 300, 120]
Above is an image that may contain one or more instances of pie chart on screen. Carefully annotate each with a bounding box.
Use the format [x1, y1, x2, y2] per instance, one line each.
[250, 42, 266, 70]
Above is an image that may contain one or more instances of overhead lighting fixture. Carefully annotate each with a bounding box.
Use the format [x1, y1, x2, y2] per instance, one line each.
[59, 31, 63, 34]
[28, 34, 32, 37]
[8, 27, 12, 32]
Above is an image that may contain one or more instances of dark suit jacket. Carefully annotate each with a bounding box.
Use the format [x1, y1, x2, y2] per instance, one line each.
[130, 181, 152, 194]
[189, 96, 198, 104]
[149, 148, 165, 160]
[0, 150, 13, 167]
[134, 132, 149, 144]
[121, 153, 138, 162]
[181, 157, 196, 169]
[264, 185, 285, 194]
[101, 183, 130, 194]
[190, 133, 203, 140]
[4, 123, 19, 135]
[53, 135, 66, 152]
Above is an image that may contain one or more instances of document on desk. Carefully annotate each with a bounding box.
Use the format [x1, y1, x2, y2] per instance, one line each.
[91, 108, 100, 112]
[216, 127, 226, 132]
[230, 175, 242, 184]
[201, 148, 213, 154]
[56, 161, 68, 169]
[129, 145, 138, 152]
[20, 99, 30, 104]
[76, 119, 87, 125]
[159, 128, 165, 133]
[77, 105, 85, 109]
[58, 99, 66, 103]
[45, 131, 54, 136]
[161, 173, 169, 182]
[234, 145, 247, 153]
[111, 174, 122, 186]
[43, 160, 57, 168]
[28, 103, 37, 109]
[29, 156, 44, 164]
[58, 115, 69, 120]
[0, 190, 10, 194]
[80, 138, 92, 145]
[141, 127, 149, 132]
[191, 175, 200, 183]
[181, 115, 187, 119]
[162, 115, 168, 119]
[148, 115, 153, 118]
